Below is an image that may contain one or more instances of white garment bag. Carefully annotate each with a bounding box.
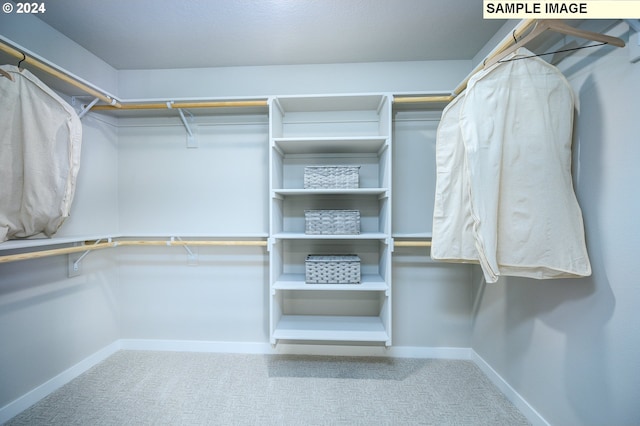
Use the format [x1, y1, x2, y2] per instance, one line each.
[0, 65, 82, 242]
[432, 49, 591, 282]
[431, 92, 478, 263]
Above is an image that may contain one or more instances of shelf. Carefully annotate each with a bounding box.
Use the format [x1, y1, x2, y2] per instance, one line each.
[273, 136, 388, 155]
[272, 315, 389, 342]
[275, 94, 387, 113]
[0, 234, 116, 252]
[273, 273, 387, 291]
[272, 232, 388, 240]
[273, 188, 388, 197]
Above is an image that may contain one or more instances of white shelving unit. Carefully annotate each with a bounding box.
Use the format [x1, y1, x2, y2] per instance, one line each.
[269, 94, 393, 346]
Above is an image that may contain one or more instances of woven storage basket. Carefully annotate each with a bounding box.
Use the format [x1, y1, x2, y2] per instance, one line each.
[305, 255, 361, 284]
[304, 166, 360, 189]
[304, 209, 360, 235]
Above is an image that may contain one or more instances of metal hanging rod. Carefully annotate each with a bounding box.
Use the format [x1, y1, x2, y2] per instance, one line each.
[0, 38, 121, 107]
[0, 238, 268, 264]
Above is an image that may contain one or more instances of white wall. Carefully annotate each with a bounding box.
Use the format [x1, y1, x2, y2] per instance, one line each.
[57, 110, 120, 238]
[392, 109, 472, 348]
[116, 114, 269, 236]
[115, 112, 271, 342]
[0, 251, 119, 409]
[470, 22, 640, 425]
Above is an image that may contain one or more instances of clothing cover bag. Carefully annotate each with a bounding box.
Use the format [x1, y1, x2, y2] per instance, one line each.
[0, 64, 82, 242]
[431, 91, 478, 263]
[431, 48, 591, 282]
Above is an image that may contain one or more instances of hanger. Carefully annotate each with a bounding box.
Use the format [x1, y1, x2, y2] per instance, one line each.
[0, 51, 27, 81]
[0, 68, 13, 81]
[484, 19, 625, 69]
[17, 51, 26, 71]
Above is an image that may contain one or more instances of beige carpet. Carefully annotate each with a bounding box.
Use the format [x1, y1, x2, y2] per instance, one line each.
[5, 350, 530, 425]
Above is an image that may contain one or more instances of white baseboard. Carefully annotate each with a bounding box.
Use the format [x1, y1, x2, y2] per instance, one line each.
[0, 341, 122, 424]
[472, 350, 549, 426]
[119, 338, 273, 354]
[1, 340, 545, 426]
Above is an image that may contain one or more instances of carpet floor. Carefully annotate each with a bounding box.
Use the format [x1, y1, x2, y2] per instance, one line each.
[5, 350, 530, 425]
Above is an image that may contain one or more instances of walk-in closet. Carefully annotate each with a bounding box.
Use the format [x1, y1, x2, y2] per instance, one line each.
[1, 3, 639, 425]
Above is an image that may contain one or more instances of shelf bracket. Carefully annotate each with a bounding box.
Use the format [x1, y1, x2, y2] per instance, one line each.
[167, 101, 198, 148]
[68, 238, 109, 277]
[77, 97, 100, 119]
[173, 236, 199, 265]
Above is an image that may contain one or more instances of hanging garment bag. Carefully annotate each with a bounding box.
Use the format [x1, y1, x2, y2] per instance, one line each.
[0, 64, 82, 242]
[458, 48, 591, 282]
[431, 91, 478, 263]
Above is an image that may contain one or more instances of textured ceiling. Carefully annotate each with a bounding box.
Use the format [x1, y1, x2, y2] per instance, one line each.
[32, 0, 506, 70]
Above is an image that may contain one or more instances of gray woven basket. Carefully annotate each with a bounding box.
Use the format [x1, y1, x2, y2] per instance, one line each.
[305, 255, 361, 284]
[304, 209, 360, 235]
[304, 166, 360, 189]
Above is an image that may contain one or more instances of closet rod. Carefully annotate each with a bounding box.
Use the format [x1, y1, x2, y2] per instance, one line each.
[0, 242, 116, 264]
[0, 239, 267, 264]
[0, 39, 121, 108]
[90, 99, 268, 111]
[394, 241, 432, 247]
